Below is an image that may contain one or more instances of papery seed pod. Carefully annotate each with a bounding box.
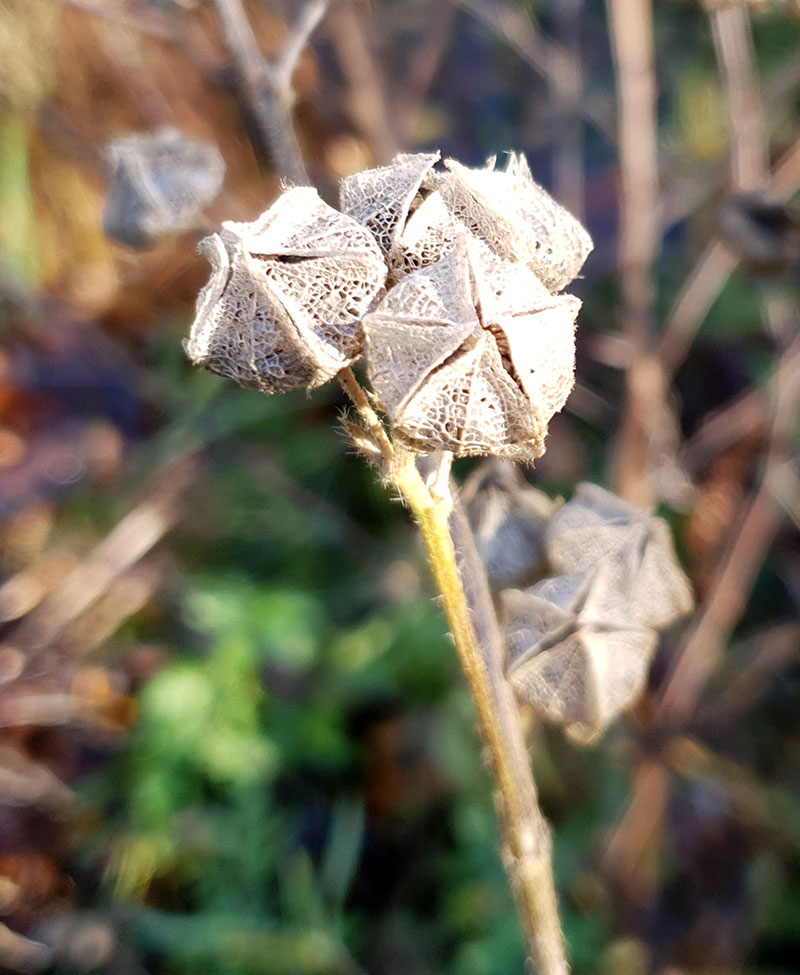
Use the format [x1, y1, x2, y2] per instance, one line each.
[462, 459, 556, 590]
[545, 483, 694, 630]
[392, 190, 461, 277]
[439, 153, 593, 292]
[502, 563, 658, 745]
[184, 187, 387, 393]
[103, 127, 225, 248]
[339, 151, 441, 263]
[364, 235, 579, 462]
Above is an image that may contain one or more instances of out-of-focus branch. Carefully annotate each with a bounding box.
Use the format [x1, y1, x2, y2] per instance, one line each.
[0, 744, 74, 806]
[57, 0, 179, 40]
[211, 0, 329, 184]
[550, 0, 584, 219]
[657, 329, 800, 724]
[711, 4, 767, 192]
[0, 922, 52, 975]
[606, 0, 659, 345]
[325, 1, 399, 165]
[661, 37, 800, 231]
[394, 5, 456, 146]
[454, 0, 615, 144]
[605, 0, 662, 506]
[680, 338, 800, 474]
[708, 622, 800, 721]
[658, 133, 800, 379]
[7, 460, 196, 652]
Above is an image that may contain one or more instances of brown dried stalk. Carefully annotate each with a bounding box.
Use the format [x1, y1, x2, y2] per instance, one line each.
[605, 0, 662, 507]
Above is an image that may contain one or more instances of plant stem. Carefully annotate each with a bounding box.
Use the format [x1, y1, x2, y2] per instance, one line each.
[390, 449, 568, 975]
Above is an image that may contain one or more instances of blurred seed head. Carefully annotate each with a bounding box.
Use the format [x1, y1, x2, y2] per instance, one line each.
[103, 127, 225, 248]
[482, 481, 695, 744]
[461, 460, 556, 590]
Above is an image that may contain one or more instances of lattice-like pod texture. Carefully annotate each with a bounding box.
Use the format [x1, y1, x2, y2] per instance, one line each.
[545, 483, 694, 630]
[391, 190, 461, 277]
[339, 151, 440, 263]
[439, 153, 593, 292]
[502, 563, 658, 744]
[104, 127, 225, 248]
[185, 187, 387, 392]
[364, 237, 580, 461]
[462, 459, 556, 591]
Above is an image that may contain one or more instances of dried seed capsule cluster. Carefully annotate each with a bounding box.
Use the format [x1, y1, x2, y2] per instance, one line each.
[186, 151, 593, 462]
[466, 468, 694, 744]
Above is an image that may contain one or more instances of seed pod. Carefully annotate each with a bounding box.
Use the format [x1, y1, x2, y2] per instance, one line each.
[502, 563, 659, 745]
[103, 127, 225, 248]
[439, 153, 593, 292]
[364, 235, 579, 461]
[339, 151, 441, 263]
[462, 459, 556, 590]
[545, 483, 694, 630]
[185, 187, 387, 393]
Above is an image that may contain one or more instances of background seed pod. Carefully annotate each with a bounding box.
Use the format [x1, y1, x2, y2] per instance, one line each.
[462, 460, 557, 591]
[545, 483, 694, 630]
[185, 187, 387, 393]
[364, 236, 580, 461]
[103, 127, 225, 248]
[502, 564, 659, 745]
[500, 482, 695, 743]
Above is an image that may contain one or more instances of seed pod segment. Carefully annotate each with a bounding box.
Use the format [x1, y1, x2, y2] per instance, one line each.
[185, 187, 387, 393]
[364, 236, 580, 462]
[502, 564, 658, 745]
[440, 153, 593, 292]
[545, 483, 694, 630]
[339, 151, 441, 264]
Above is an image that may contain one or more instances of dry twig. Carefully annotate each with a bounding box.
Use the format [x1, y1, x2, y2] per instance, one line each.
[658, 329, 800, 724]
[605, 0, 663, 506]
[324, 2, 399, 165]
[211, 0, 329, 184]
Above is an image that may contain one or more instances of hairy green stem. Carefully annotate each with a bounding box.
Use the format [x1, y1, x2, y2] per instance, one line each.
[337, 367, 567, 971]
[390, 450, 568, 975]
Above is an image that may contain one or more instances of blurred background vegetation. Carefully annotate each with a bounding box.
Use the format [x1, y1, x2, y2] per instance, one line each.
[0, 0, 799, 973]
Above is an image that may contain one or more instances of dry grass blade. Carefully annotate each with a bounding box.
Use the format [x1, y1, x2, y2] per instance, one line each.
[7, 460, 196, 653]
[658, 328, 800, 724]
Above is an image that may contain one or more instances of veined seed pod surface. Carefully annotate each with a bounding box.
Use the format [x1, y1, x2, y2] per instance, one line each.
[185, 187, 387, 393]
[364, 235, 580, 462]
[439, 154, 594, 292]
[502, 563, 659, 745]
